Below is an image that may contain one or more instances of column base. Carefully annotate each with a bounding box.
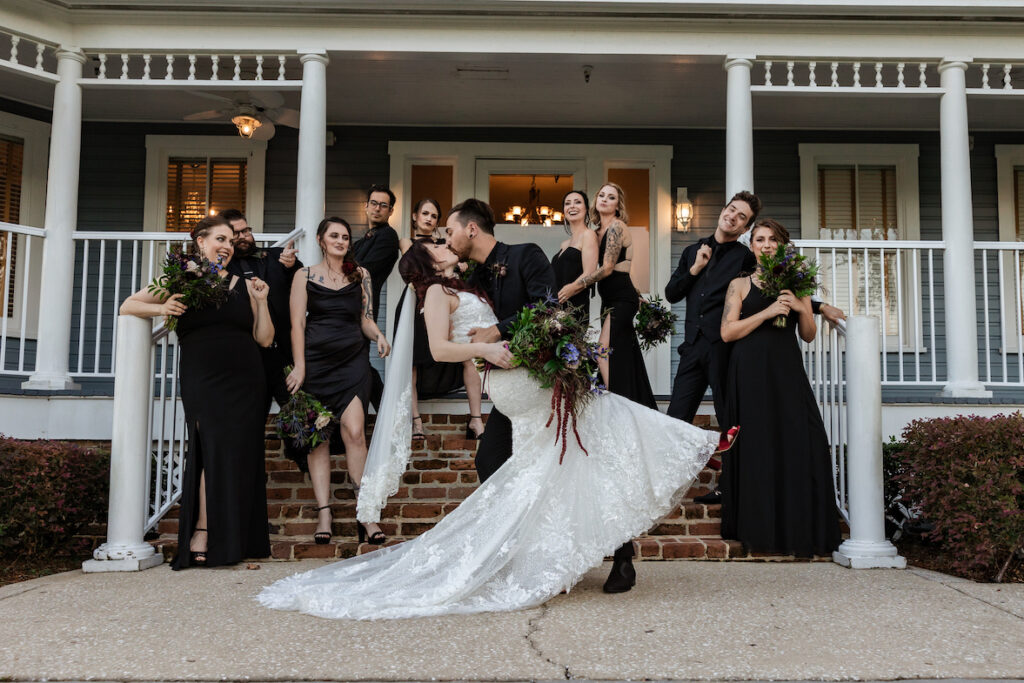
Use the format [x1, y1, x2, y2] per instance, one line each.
[21, 372, 80, 391]
[939, 381, 992, 398]
[833, 539, 907, 569]
[82, 542, 164, 572]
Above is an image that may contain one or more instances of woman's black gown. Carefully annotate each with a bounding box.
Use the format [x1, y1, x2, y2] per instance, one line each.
[173, 281, 270, 570]
[597, 230, 656, 410]
[551, 246, 592, 325]
[301, 276, 372, 451]
[394, 237, 462, 399]
[720, 281, 841, 557]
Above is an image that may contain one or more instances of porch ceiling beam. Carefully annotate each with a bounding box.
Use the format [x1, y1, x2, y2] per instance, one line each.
[76, 78, 303, 90]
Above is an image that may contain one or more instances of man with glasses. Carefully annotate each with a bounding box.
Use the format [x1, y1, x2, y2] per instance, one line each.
[351, 185, 401, 410]
[221, 208, 302, 415]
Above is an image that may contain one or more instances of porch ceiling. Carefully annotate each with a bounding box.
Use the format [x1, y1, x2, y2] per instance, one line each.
[1, 51, 1019, 130]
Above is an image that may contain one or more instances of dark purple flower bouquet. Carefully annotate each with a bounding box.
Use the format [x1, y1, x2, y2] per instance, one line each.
[483, 297, 608, 462]
[147, 243, 229, 331]
[634, 295, 678, 352]
[756, 243, 820, 328]
[275, 367, 335, 450]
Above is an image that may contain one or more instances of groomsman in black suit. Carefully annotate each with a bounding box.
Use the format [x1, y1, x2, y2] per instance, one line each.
[221, 208, 302, 412]
[351, 184, 401, 409]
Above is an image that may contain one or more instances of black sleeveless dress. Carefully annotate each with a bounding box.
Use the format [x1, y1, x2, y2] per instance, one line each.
[551, 246, 591, 325]
[173, 281, 270, 569]
[597, 230, 656, 410]
[301, 277, 372, 438]
[720, 281, 841, 557]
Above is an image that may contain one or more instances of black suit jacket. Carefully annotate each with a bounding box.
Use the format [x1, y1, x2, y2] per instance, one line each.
[227, 247, 302, 354]
[352, 224, 400, 318]
[470, 241, 556, 340]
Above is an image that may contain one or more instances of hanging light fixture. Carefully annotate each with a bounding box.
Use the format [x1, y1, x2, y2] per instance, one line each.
[675, 187, 694, 232]
[503, 177, 562, 226]
[231, 114, 262, 139]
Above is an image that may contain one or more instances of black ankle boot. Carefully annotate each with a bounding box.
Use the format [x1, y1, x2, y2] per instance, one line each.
[603, 544, 637, 594]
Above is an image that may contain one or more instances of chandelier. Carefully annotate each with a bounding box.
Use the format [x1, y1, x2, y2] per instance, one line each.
[503, 176, 564, 226]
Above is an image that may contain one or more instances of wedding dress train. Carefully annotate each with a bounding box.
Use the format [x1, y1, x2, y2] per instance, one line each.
[258, 291, 718, 620]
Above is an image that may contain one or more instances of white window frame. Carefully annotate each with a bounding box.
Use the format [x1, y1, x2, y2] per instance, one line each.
[143, 135, 266, 233]
[798, 143, 922, 352]
[993, 144, 1024, 352]
[0, 110, 50, 337]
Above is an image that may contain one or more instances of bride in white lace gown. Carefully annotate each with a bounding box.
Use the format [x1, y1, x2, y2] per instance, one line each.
[258, 241, 721, 620]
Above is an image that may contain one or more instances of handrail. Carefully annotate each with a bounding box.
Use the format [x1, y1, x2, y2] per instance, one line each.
[0, 221, 46, 238]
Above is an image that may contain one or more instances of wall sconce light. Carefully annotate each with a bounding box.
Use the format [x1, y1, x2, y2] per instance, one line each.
[231, 114, 262, 139]
[675, 187, 694, 232]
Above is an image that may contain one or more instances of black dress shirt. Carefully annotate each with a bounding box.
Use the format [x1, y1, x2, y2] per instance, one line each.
[665, 235, 755, 346]
[227, 246, 302, 354]
[351, 223, 400, 318]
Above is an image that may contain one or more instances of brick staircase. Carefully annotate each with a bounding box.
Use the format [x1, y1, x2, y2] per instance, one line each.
[154, 412, 757, 562]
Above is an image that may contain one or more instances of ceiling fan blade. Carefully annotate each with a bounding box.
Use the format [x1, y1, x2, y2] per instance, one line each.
[252, 119, 276, 141]
[270, 107, 301, 128]
[184, 109, 228, 121]
[250, 90, 284, 109]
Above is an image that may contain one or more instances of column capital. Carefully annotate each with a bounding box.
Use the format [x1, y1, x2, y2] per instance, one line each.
[938, 58, 972, 73]
[298, 50, 330, 66]
[724, 55, 755, 70]
[55, 46, 87, 64]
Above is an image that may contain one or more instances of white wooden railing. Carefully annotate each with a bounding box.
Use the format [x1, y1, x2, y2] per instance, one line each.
[0, 28, 59, 82]
[80, 51, 303, 86]
[0, 222, 45, 376]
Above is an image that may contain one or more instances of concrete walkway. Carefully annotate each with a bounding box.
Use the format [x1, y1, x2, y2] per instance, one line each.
[0, 560, 1022, 681]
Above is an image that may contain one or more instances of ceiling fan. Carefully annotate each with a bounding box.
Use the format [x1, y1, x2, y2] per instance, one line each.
[182, 90, 299, 141]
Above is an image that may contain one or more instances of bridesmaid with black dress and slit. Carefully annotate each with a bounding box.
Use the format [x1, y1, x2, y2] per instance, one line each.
[719, 218, 841, 557]
[285, 217, 391, 547]
[120, 215, 275, 569]
[552, 190, 599, 325]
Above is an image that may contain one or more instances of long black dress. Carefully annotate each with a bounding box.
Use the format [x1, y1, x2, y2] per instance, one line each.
[173, 281, 270, 570]
[551, 246, 592, 325]
[597, 230, 656, 410]
[720, 281, 841, 557]
[301, 275, 372, 453]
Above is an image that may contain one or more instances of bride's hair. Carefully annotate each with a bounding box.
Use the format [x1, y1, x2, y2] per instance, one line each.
[398, 239, 491, 308]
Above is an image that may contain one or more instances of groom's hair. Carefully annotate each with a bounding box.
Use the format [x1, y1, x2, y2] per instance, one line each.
[449, 198, 495, 235]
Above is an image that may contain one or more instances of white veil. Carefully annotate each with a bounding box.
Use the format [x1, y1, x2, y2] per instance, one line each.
[356, 284, 415, 523]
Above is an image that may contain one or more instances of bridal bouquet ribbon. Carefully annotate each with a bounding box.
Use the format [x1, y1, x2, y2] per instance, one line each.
[275, 368, 335, 450]
[486, 297, 608, 463]
[634, 295, 678, 351]
[756, 243, 820, 328]
[146, 244, 229, 331]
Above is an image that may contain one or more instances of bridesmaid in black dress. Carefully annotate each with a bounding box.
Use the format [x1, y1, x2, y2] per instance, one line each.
[286, 217, 391, 546]
[720, 218, 841, 557]
[120, 216, 275, 569]
[396, 199, 483, 440]
[552, 190, 598, 325]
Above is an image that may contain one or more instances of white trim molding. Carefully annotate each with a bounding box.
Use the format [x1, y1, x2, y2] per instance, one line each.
[142, 134, 266, 233]
[995, 144, 1024, 243]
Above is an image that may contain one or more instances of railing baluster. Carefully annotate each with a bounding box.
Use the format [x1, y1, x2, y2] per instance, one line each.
[278, 55, 286, 80]
[98, 53, 107, 79]
[919, 62, 927, 88]
[928, 249, 937, 382]
[17, 236, 31, 373]
[0, 231, 13, 371]
[895, 247, 904, 382]
[808, 61, 817, 87]
[211, 54, 220, 81]
[878, 247, 887, 382]
[1015, 251, 1023, 382]
[120, 54, 129, 80]
[76, 241, 90, 374]
[897, 62, 905, 88]
[982, 249, 992, 382]
[94, 240, 106, 374]
[831, 62, 839, 87]
[764, 60, 772, 86]
[9, 35, 18, 64]
[111, 241, 122, 372]
[1003, 63, 1012, 90]
[997, 248, 1007, 382]
[912, 248, 921, 382]
[35, 43, 44, 71]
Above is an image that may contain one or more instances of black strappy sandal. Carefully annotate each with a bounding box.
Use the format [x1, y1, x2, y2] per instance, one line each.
[412, 415, 426, 441]
[314, 505, 333, 545]
[190, 527, 208, 566]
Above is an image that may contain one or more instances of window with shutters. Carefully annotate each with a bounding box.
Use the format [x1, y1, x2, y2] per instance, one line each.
[0, 136, 23, 317]
[799, 144, 921, 347]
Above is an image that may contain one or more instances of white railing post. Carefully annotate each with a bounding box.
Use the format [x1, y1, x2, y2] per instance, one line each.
[22, 47, 86, 390]
[833, 316, 905, 569]
[82, 315, 163, 572]
[294, 50, 329, 261]
[938, 59, 991, 398]
[724, 55, 755, 200]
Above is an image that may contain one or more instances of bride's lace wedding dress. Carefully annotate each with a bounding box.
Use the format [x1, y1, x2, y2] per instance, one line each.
[258, 291, 718, 620]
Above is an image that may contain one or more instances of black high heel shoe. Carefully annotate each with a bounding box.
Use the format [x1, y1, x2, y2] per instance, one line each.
[314, 505, 332, 545]
[190, 527, 208, 566]
[357, 521, 387, 545]
[465, 415, 484, 440]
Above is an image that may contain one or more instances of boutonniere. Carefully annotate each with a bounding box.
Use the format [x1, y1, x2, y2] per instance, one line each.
[490, 261, 508, 279]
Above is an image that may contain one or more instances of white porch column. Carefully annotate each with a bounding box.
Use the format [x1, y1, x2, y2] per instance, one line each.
[82, 316, 163, 572]
[724, 55, 755, 200]
[938, 59, 990, 397]
[833, 316, 906, 569]
[294, 50, 329, 261]
[23, 47, 85, 390]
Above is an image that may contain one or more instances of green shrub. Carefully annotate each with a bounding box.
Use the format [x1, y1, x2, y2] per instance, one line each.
[0, 436, 110, 557]
[896, 413, 1024, 581]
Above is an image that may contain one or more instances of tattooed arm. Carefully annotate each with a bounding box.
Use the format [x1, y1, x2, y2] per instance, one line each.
[575, 220, 625, 290]
[357, 268, 391, 357]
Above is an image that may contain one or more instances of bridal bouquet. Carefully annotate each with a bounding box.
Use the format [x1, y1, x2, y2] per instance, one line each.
[634, 295, 678, 351]
[146, 244, 229, 331]
[494, 297, 608, 462]
[275, 368, 335, 450]
[756, 243, 820, 328]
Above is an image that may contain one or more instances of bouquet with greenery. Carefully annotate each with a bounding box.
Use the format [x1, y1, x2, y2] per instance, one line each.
[147, 244, 229, 331]
[634, 295, 678, 351]
[275, 368, 335, 450]
[756, 243, 820, 328]
[485, 297, 608, 462]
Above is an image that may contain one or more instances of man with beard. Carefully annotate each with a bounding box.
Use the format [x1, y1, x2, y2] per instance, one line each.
[351, 185, 401, 409]
[221, 209, 302, 413]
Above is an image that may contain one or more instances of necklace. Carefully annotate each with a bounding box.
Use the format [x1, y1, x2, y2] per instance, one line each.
[325, 260, 346, 285]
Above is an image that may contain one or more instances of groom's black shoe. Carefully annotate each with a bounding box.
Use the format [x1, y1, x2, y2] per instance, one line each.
[602, 557, 636, 594]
